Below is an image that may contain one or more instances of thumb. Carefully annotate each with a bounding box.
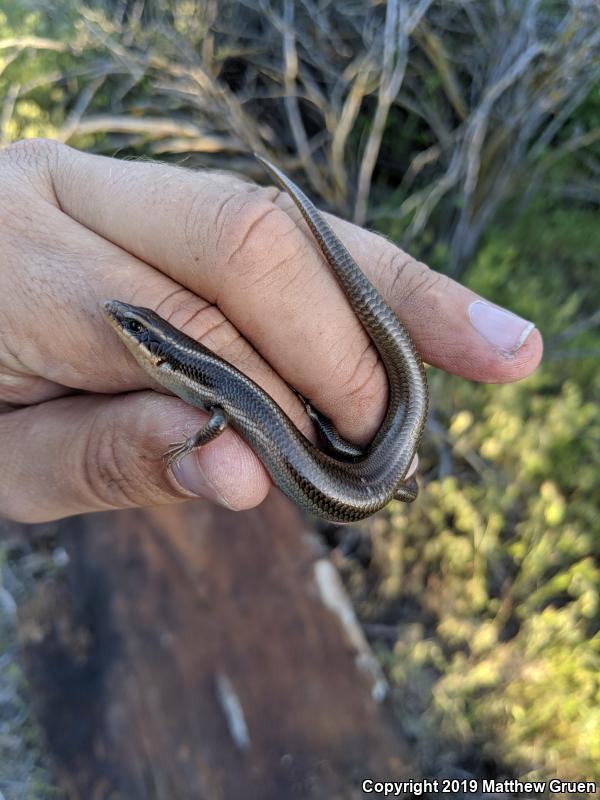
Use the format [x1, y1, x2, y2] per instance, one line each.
[0, 392, 270, 523]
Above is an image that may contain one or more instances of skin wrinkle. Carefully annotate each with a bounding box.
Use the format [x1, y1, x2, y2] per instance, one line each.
[0, 363, 66, 407]
[205, 328, 260, 378]
[0, 373, 42, 405]
[213, 190, 242, 256]
[338, 361, 386, 443]
[269, 188, 308, 228]
[213, 188, 285, 273]
[173, 299, 218, 331]
[166, 297, 214, 335]
[385, 253, 420, 304]
[114, 417, 158, 505]
[127, 276, 169, 311]
[263, 188, 316, 249]
[227, 191, 341, 314]
[6, 246, 79, 378]
[0, 337, 27, 376]
[47, 146, 65, 212]
[191, 310, 238, 350]
[216, 195, 323, 321]
[95, 416, 134, 504]
[2, 139, 58, 204]
[421, 271, 446, 302]
[183, 185, 215, 277]
[0, 194, 45, 247]
[28, 137, 72, 214]
[0, 370, 55, 401]
[324, 322, 378, 397]
[134, 273, 184, 307]
[338, 344, 382, 404]
[154, 286, 194, 319]
[86, 396, 168, 509]
[278, 245, 326, 298]
[223, 202, 283, 266]
[74, 399, 114, 510]
[402, 272, 439, 308]
[237, 245, 308, 294]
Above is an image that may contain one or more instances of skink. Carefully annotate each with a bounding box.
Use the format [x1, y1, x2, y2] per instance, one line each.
[102, 156, 428, 522]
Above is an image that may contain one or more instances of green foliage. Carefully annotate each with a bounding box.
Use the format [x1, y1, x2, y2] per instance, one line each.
[355, 194, 600, 783]
[0, 2, 82, 141]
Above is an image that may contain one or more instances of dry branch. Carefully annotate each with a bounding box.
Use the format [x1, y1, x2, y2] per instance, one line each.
[4, 0, 599, 270]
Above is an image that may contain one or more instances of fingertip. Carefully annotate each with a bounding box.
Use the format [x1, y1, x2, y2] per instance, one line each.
[401, 282, 544, 383]
[169, 428, 271, 511]
[468, 322, 544, 384]
[505, 325, 544, 381]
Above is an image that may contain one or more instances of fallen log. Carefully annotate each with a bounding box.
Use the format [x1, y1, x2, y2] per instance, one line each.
[17, 491, 414, 799]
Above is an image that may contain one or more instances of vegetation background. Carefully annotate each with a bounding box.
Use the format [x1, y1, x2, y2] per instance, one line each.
[0, 0, 598, 796]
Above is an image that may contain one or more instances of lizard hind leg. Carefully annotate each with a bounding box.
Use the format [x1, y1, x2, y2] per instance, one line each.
[394, 475, 418, 503]
[304, 402, 365, 461]
[287, 381, 364, 460]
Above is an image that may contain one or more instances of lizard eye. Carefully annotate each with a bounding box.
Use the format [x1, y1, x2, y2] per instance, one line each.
[125, 318, 144, 334]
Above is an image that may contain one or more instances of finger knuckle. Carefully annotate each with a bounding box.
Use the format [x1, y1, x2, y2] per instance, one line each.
[1, 137, 61, 180]
[340, 346, 388, 428]
[81, 403, 150, 509]
[173, 302, 252, 363]
[217, 190, 310, 284]
[387, 251, 425, 296]
[387, 251, 449, 310]
[340, 345, 381, 398]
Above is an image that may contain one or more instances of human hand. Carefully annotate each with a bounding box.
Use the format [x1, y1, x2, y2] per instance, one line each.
[0, 139, 542, 523]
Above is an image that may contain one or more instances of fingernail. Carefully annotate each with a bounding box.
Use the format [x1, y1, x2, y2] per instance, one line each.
[469, 300, 535, 356]
[170, 454, 236, 509]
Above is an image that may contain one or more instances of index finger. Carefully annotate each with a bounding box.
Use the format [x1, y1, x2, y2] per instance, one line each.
[50, 143, 542, 444]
